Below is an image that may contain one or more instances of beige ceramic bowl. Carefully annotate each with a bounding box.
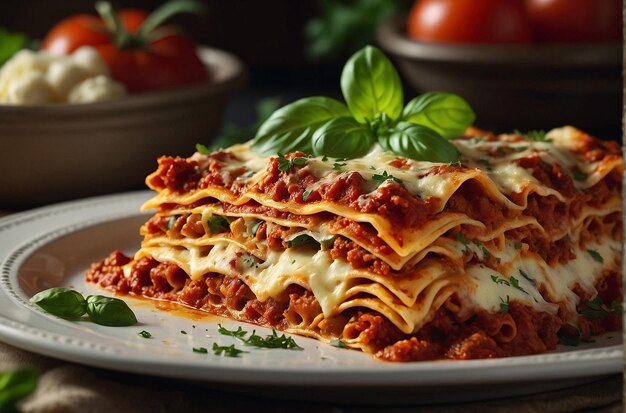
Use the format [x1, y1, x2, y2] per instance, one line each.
[0, 47, 246, 208]
[376, 19, 622, 139]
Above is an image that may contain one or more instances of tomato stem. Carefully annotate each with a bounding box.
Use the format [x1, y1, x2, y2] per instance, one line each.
[93, 0, 205, 50]
[138, 0, 206, 38]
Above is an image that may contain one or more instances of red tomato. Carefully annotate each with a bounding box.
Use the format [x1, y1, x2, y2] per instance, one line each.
[42, 7, 208, 93]
[407, 0, 532, 44]
[524, 0, 622, 42]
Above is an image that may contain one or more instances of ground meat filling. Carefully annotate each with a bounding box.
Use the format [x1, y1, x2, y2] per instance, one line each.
[86, 252, 620, 362]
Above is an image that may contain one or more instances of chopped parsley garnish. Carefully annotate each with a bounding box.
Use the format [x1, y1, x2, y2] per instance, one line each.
[302, 190, 311, 201]
[587, 249, 604, 263]
[218, 324, 248, 338]
[455, 233, 469, 246]
[519, 269, 535, 286]
[208, 215, 230, 234]
[286, 234, 319, 249]
[572, 171, 588, 181]
[330, 339, 348, 348]
[193, 347, 208, 354]
[515, 129, 550, 142]
[372, 171, 402, 187]
[491, 275, 528, 295]
[473, 240, 491, 259]
[180, 330, 187, 335]
[195, 143, 211, 154]
[138, 330, 152, 339]
[212, 343, 246, 357]
[243, 329, 303, 350]
[499, 296, 510, 313]
[278, 153, 308, 171]
[580, 296, 622, 319]
[322, 155, 328, 162]
[215, 325, 302, 351]
[333, 161, 347, 171]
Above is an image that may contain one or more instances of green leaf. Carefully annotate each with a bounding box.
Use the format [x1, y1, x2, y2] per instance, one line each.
[340, 45, 403, 123]
[402, 92, 475, 138]
[499, 295, 510, 313]
[243, 329, 302, 350]
[192, 347, 208, 354]
[572, 171, 588, 182]
[30, 288, 87, 320]
[286, 234, 319, 249]
[514, 129, 551, 143]
[0, 28, 29, 66]
[0, 368, 38, 410]
[311, 116, 375, 159]
[208, 215, 230, 234]
[212, 343, 246, 357]
[587, 249, 604, 264]
[138, 330, 152, 338]
[378, 123, 460, 163]
[371, 171, 402, 187]
[218, 324, 247, 338]
[252, 97, 350, 155]
[86, 295, 137, 327]
[330, 339, 348, 348]
[304, 0, 403, 61]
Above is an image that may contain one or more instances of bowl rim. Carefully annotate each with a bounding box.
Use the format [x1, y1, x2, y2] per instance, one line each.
[0, 46, 247, 114]
[376, 18, 622, 68]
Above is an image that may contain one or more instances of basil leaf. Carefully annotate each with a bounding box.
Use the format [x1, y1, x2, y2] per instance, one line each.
[287, 234, 320, 249]
[0, 28, 29, 66]
[30, 287, 87, 320]
[86, 295, 137, 327]
[402, 92, 475, 139]
[208, 215, 230, 234]
[340, 45, 403, 123]
[378, 123, 460, 163]
[252, 97, 350, 155]
[311, 116, 375, 159]
[0, 368, 38, 409]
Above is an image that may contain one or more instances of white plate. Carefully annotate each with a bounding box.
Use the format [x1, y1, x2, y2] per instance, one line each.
[0, 191, 622, 404]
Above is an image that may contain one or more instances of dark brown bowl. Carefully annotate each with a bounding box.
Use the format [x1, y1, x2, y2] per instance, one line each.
[376, 19, 622, 139]
[0, 47, 247, 208]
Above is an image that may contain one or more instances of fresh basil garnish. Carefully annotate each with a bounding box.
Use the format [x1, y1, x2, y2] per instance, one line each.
[252, 96, 350, 155]
[286, 234, 319, 249]
[30, 287, 87, 320]
[251, 45, 473, 163]
[402, 92, 475, 139]
[312, 116, 375, 158]
[208, 215, 230, 234]
[340, 45, 403, 123]
[378, 123, 460, 163]
[86, 295, 138, 327]
[0, 368, 38, 410]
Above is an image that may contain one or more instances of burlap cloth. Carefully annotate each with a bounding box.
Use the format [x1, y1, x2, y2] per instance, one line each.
[0, 341, 621, 413]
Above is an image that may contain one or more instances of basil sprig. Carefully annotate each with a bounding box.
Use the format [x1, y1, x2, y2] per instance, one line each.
[251, 45, 474, 163]
[30, 288, 137, 327]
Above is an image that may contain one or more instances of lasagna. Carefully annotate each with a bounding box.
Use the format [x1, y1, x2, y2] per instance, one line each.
[87, 126, 623, 362]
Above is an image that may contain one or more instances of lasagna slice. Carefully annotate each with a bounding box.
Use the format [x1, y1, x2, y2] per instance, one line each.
[87, 126, 622, 362]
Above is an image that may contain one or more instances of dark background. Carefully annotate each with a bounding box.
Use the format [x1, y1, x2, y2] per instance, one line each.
[0, 0, 621, 140]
